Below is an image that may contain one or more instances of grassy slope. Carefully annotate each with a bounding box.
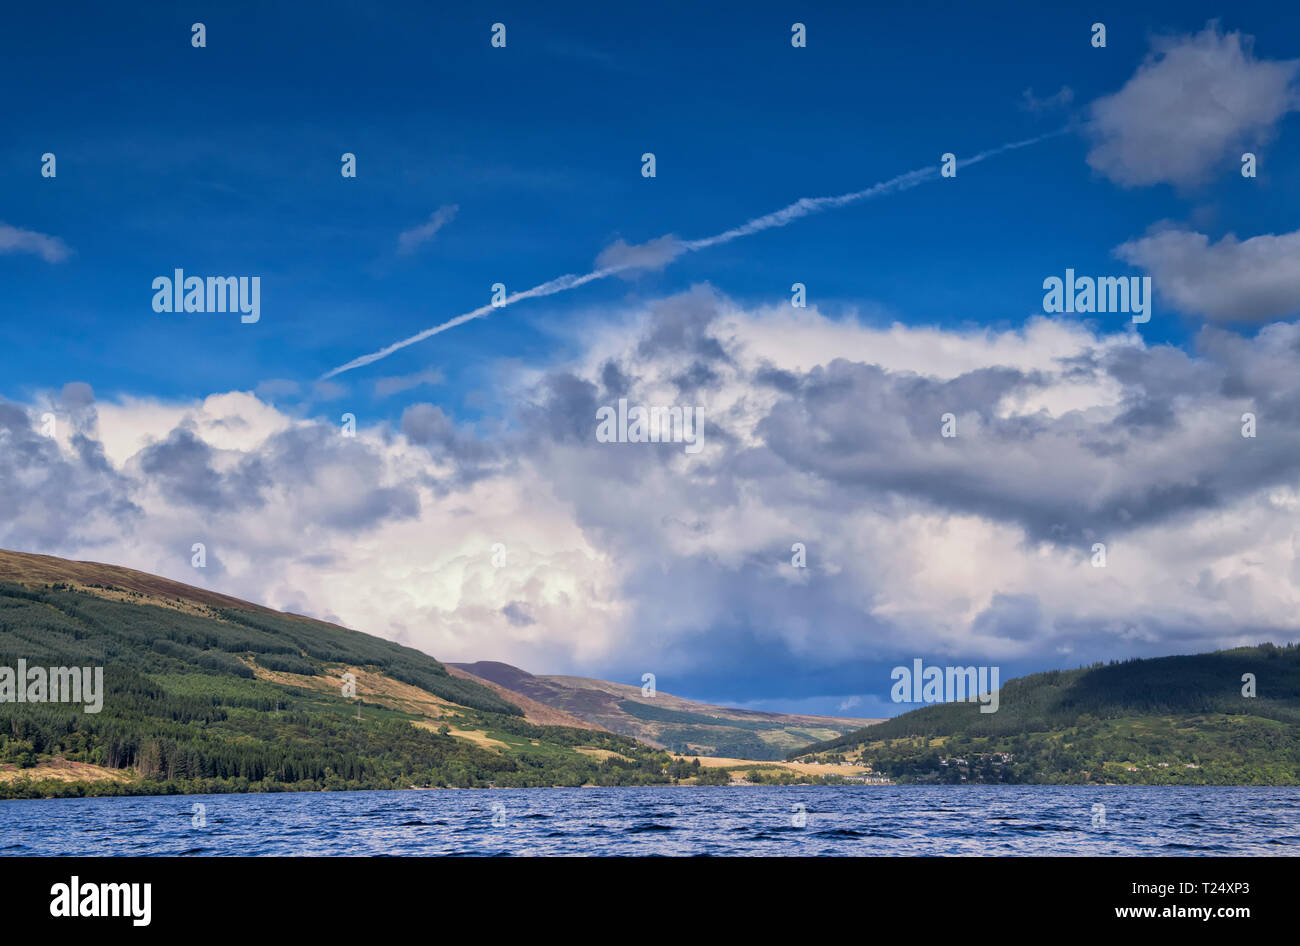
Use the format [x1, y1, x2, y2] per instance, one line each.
[789, 645, 1300, 785]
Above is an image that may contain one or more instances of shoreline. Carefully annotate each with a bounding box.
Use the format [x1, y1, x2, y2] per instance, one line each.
[12, 779, 1300, 802]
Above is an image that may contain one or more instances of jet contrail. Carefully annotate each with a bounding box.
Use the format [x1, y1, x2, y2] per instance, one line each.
[321, 129, 1065, 380]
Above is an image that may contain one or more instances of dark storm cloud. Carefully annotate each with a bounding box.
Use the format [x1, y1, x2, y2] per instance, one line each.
[512, 374, 601, 445]
[254, 424, 421, 532]
[635, 285, 731, 365]
[138, 427, 270, 512]
[972, 593, 1046, 642]
[0, 398, 140, 551]
[400, 403, 500, 489]
[501, 601, 536, 627]
[747, 330, 1300, 544]
[1, 396, 424, 558]
[493, 291, 1300, 572]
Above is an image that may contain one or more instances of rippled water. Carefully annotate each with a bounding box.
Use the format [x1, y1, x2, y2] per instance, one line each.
[2, 785, 1298, 855]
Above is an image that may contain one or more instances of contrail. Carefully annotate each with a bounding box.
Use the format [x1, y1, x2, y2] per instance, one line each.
[321, 129, 1064, 380]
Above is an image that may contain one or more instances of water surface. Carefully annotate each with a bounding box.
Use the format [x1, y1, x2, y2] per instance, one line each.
[2, 785, 1296, 855]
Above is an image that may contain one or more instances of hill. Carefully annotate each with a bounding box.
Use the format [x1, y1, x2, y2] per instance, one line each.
[0, 550, 683, 797]
[454, 660, 880, 761]
[789, 646, 1300, 785]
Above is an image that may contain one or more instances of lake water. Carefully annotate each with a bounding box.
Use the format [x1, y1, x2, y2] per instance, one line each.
[2, 785, 1298, 856]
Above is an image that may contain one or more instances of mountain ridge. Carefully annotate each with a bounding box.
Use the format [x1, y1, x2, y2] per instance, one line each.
[454, 660, 881, 761]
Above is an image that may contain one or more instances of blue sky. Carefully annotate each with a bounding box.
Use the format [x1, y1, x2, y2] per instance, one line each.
[4, 0, 1298, 409]
[3, 2, 1300, 716]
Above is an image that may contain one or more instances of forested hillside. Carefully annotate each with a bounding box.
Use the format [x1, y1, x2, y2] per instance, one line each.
[790, 645, 1300, 784]
[0, 579, 679, 796]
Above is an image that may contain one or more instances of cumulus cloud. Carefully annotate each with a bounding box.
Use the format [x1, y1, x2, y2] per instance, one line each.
[1117, 227, 1300, 322]
[4, 289, 1300, 701]
[0, 389, 138, 552]
[0, 222, 71, 262]
[397, 205, 459, 255]
[1086, 23, 1300, 188]
[400, 402, 497, 474]
[510, 289, 1300, 676]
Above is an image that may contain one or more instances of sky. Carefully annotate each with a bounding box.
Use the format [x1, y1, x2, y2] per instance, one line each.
[2, 1, 1300, 717]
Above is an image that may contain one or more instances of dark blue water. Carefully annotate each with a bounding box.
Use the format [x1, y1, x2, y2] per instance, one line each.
[2, 786, 1297, 855]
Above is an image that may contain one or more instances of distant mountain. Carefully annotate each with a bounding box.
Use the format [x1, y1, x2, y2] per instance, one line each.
[453, 661, 880, 761]
[789, 646, 1300, 785]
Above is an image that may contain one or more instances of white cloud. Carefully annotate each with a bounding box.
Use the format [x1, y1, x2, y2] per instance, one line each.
[6, 291, 1300, 686]
[397, 205, 459, 255]
[1086, 23, 1300, 188]
[1117, 227, 1300, 322]
[594, 234, 685, 275]
[374, 368, 445, 398]
[0, 222, 71, 262]
[95, 392, 293, 466]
